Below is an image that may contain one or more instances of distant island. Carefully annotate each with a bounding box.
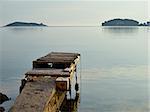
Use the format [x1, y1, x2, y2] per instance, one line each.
[4, 22, 47, 27]
[102, 18, 150, 26]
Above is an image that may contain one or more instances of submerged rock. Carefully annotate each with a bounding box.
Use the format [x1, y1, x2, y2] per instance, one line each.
[0, 93, 10, 104]
[0, 107, 5, 112]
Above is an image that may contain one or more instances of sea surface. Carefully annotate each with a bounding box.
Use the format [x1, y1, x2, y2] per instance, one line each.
[0, 26, 150, 112]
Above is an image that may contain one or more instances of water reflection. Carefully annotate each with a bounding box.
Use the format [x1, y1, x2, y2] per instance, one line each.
[102, 26, 138, 34]
[2, 27, 45, 33]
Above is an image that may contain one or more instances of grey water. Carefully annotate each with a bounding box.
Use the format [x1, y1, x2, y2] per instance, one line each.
[0, 26, 149, 112]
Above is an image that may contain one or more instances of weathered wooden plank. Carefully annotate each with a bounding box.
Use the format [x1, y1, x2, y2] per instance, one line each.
[50, 52, 80, 56]
[44, 91, 67, 112]
[36, 52, 80, 63]
[25, 69, 70, 77]
[36, 58, 75, 63]
[38, 57, 76, 62]
[33, 52, 80, 69]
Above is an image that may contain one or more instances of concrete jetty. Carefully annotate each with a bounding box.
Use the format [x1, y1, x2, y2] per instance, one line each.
[9, 52, 80, 112]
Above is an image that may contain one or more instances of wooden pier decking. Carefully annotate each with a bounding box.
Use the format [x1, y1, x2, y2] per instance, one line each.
[9, 52, 80, 112]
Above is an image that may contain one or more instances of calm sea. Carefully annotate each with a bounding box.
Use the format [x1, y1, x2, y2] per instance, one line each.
[0, 26, 150, 112]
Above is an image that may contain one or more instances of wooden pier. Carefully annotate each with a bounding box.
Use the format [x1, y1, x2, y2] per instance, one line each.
[9, 52, 80, 112]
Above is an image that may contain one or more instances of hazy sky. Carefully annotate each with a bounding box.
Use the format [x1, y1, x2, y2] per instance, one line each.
[0, 0, 149, 26]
